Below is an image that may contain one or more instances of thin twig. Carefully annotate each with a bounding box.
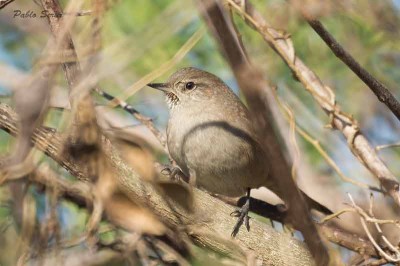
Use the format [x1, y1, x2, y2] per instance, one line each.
[346, 201, 400, 228]
[114, 27, 205, 103]
[279, 88, 301, 181]
[41, 0, 169, 153]
[272, 88, 382, 192]
[64, 10, 92, 16]
[0, 0, 14, 9]
[0, 103, 383, 260]
[42, 1, 182, 162]
[318, 208, 354, 224]
[240, 194, 379, 257]
[367, 258, 389, 265]
[225, 0, 400, 207]
[375, 142, 400, 151]
[368, 194, 400, 256]
[197, 0, 329, 264]
[348, 193, 400, 262]
[95, 88, 167, 150]
[318, 223, 378, 257]
[307, 19, 400, 122]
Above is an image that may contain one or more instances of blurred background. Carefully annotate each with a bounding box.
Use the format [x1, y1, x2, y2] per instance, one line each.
[0, 0, 400, 265]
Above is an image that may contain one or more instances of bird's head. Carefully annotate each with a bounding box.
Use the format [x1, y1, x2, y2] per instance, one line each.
[147, 67, 227, 109]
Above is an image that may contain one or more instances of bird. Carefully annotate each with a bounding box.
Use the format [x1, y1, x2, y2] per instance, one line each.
[147, 67, 331, 236]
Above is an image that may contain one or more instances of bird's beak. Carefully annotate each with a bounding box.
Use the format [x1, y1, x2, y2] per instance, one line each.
[147, 83, 171, 93]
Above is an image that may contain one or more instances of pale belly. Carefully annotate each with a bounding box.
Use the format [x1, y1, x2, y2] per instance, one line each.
[167, 117, 268, 197]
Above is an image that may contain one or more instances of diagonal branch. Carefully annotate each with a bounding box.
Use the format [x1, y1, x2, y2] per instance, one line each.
[0, 0, 14, 9]
[226, 0, 400, 208]
[197, 1, 329, 264]
[239, 197, 379, 257]
[0, 103, 315, 265]
[40, 0, 167, 153]
[0, 103, 85, 180]
[306, 19, 400, 122]
[0, 103, 381, 260]
[95, 89, 167, 150]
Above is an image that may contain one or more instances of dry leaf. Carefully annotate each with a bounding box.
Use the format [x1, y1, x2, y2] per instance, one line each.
[95, 157, 118, 200]
[108, 130, 156, 182]
[104, 192, 165, 235]
[95, 161, 165, 236]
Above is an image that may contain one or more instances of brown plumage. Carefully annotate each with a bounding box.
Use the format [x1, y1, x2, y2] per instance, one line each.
[148, 67, 330, 236]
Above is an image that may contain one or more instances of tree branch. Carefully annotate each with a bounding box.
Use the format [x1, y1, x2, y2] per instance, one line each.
[0, 103, 85, 180]
[239, 197, 379, 257]
[197, 1, 329, 264]
[0, 102, 381, 261]
[40, 0, 168, 153]
[0, 103, 315, 265]
[0, 0, 14, 9]
[226, 0, 400, 208]
[306, 19, 400, 122]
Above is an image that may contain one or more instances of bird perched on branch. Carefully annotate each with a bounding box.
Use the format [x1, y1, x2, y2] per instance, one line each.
[148, 67, 331, 236]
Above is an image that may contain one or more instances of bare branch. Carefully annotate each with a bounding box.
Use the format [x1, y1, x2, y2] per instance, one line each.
[1, 103, 385, 261]
[239, 196, 380, 257]
[348, 194, 400, 262]
[0, 103, 316, 265]
[40, 0, 83, 97]
[272, 87, 382, 192]
[0, 0, 14, 9]
[306, 19, 400, 122]
[95, 89, 168, 151]
[197, 0, 329, 264]
[375, 142, 400, 151]
[318, 223, 378, 257]
[226, 0, 400, 207]
[368, 194, 400, 257]
[40, 0, 168, 155]
[0, 103, 85, 180]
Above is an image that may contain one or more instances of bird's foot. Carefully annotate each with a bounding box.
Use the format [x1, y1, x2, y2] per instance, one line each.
[230, 198, 250, 237]
[161, 166, 189, 183]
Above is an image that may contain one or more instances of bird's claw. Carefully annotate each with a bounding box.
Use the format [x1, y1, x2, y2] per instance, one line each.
[161, 166, 189, 183]
[245, 215, 250, 231]
[231, 200, 251, 237]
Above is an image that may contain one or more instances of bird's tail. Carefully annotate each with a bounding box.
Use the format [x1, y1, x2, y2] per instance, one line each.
[238, 188, 333, 218]
[302, 192, 333, 215]
[261, 180, 333, 215]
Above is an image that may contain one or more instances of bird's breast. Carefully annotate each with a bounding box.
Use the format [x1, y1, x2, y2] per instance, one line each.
[166, 106, 268, 196]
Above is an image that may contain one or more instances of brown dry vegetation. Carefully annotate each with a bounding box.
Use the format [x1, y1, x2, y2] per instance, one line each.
[0, 0, 400, 265]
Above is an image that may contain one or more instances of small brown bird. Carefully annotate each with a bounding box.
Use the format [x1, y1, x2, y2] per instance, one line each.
[148, 67, 330, 236]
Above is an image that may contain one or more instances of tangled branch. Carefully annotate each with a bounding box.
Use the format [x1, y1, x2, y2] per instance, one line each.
[225, 0, 400, 207]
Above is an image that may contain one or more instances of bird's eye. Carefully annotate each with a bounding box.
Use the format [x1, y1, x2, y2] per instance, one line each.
[185, 82, 195, 90]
